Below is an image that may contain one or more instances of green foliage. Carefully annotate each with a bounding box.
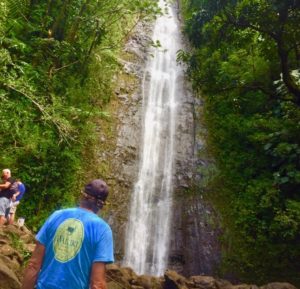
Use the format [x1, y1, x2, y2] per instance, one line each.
[0, 0, 159, 230]
[181, 0, 300, 285]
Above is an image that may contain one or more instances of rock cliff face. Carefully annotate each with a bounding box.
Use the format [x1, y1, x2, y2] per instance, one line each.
[96, 20, 154, 261]
[98, 7, 222, 276]
[167, 50, 221, 276]
[170, 196, 221, 276]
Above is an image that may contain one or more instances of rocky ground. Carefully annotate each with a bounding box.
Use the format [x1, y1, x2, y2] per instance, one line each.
[0, 226, 297, 289]
[106, 265, 298, 289]
[0, 224, 34, 289]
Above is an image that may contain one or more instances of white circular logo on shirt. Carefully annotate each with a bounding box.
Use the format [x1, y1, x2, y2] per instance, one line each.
[53, 218, 84, 263]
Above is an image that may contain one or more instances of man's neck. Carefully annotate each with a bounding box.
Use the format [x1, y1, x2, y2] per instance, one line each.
[79, 205, 95, 213]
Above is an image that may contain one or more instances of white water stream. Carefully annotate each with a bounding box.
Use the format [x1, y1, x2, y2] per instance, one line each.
[124, 0, 184, 276]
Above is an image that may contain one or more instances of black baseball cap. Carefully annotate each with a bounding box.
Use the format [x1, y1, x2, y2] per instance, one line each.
[84, 179, 109, 201]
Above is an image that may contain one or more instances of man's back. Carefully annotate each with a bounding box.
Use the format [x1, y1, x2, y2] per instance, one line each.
[0, 177, 16, 199]
[36, 207, 114, 289]
[16, 182, 26, 202]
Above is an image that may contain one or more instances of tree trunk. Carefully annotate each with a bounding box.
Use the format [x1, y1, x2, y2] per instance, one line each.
[277, 41, 300, 105]
[51, 0, 71, 41]
[66, 0, 91, 43]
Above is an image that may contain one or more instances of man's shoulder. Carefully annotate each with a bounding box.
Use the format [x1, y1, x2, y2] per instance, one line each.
[84, 213, 111, 230]
[94, 217, 112, 234]
[51, 207, 78, 217]
[18, 182, 25, 192]
[50, 208, 111, 229]
[42, 208, 79, 230]
[51, 208, 96, 221]
[59, 207, 77, 213]
[47, 208, 76, 220]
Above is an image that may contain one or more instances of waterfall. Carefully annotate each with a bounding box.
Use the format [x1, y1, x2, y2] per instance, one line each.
[124, 0, 184, 276]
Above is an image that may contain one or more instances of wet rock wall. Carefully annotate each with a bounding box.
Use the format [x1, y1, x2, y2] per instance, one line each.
[100, 9, 222, 275]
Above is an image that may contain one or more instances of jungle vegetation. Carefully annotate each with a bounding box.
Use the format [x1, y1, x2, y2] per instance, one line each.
[0, 0, 159, 230]
[179, 0, 300, 285]
[1, 0, 299, 285]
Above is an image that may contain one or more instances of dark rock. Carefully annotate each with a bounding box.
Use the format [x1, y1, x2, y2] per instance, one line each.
[230, 285, 259, 289]
[120, 266, 139, 284]
[215, 279, 233, 289]
[164, 270, 189, 289]
[106, 264, 132, 289]
[260, 283, 298, 289]
[169, 196, 221, 276]
[136, 274, 163, 289]
[188, 276, 218, 289]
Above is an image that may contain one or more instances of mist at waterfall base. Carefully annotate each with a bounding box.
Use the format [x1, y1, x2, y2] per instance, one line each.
[123, 0, 184, 276]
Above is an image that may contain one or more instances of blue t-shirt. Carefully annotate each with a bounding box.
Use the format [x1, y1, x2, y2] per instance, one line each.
[36, 207, 114, 289]
[16, 183, 26, 202]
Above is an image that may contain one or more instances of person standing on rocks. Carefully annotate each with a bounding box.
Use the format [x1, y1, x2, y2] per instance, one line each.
[0, 169, 16, 225]
[8, 179, 26, 225]
[21, 179, 114, 289]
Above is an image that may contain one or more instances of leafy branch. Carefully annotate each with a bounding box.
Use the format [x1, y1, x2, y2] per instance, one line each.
[3, 82, 75, 143]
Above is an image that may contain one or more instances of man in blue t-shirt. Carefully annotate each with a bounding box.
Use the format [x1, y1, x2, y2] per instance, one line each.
[21, 179, 114, 289]
[8, 180, 26, 225]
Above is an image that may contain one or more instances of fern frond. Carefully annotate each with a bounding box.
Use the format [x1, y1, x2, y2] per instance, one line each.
[6, 0, 30, 20]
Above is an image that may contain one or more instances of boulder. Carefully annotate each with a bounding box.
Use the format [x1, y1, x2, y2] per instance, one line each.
[230, 285, 259, 289]
[106, 264, 132, 289]
[215, 279, 234, 289]
[164, 269, 189, 289]
[260, 283, 298, 289]
[0, 224, 36, 286]
[108, 280, 125, 289]
[0, 255, 22, 277]
[136, 274, 163, 289]
[188, 276, 219, 289]
[0, 262, 21, 289]
[120, 266, 139, 284]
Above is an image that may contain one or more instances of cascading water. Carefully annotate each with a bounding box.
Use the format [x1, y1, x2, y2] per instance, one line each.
[124, 0, 184, 276]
